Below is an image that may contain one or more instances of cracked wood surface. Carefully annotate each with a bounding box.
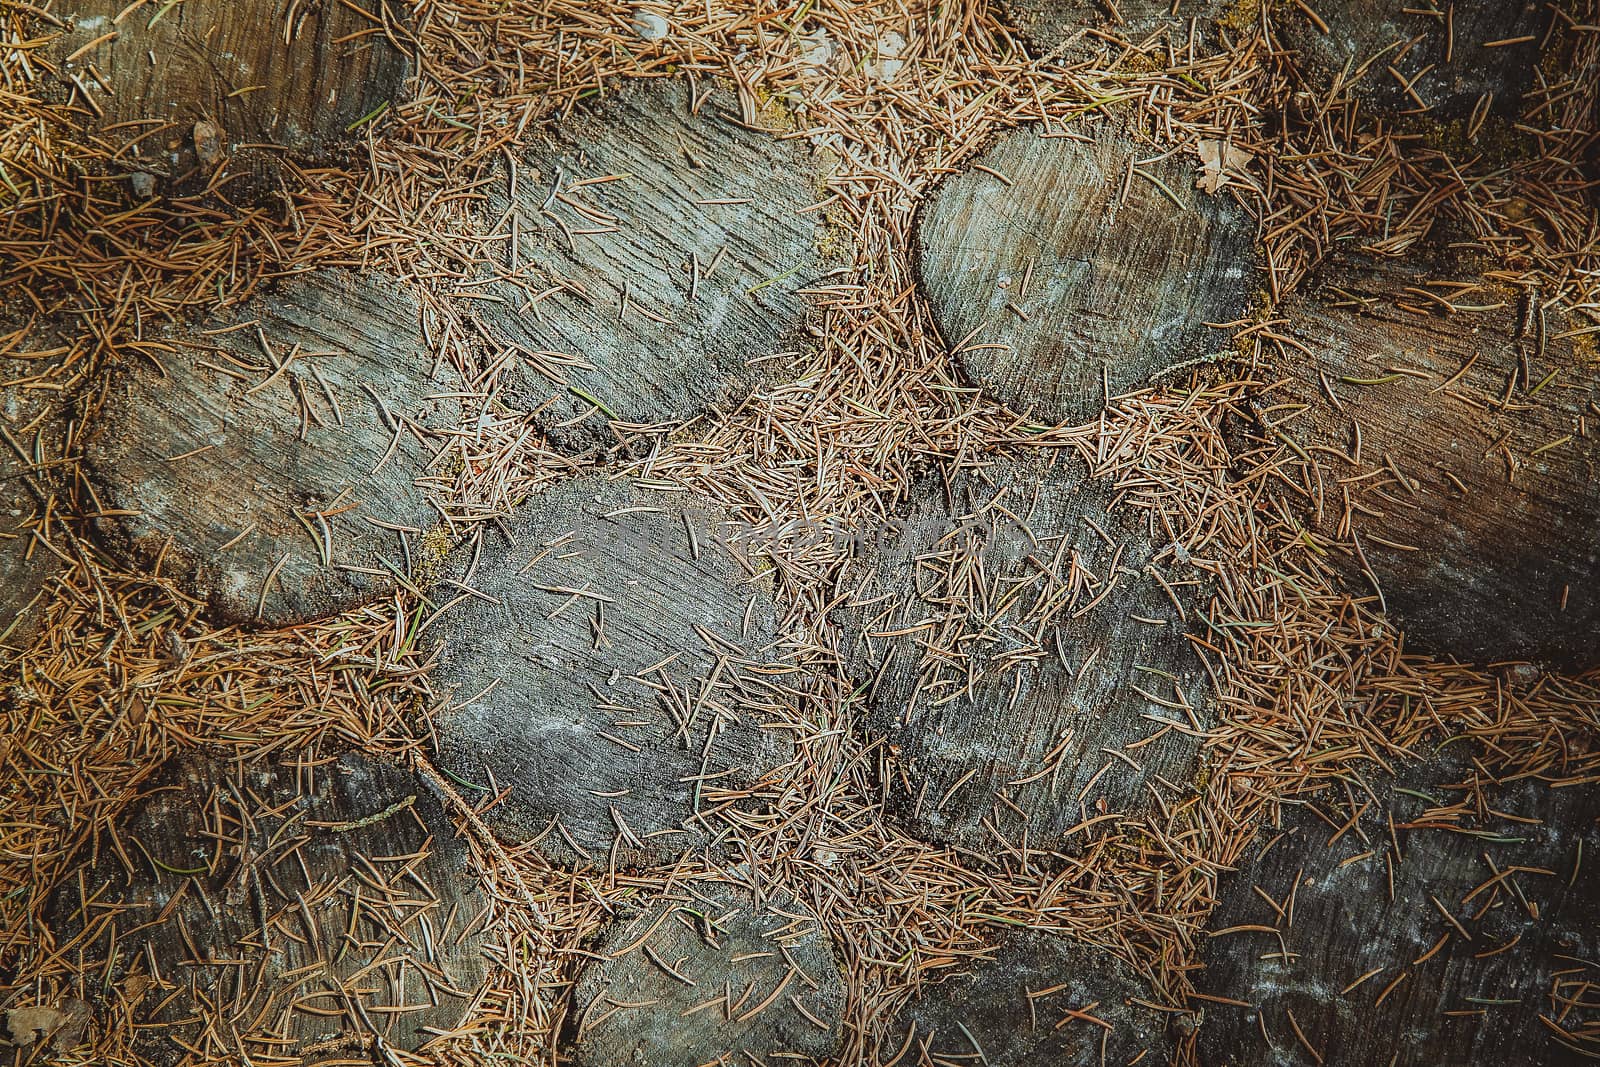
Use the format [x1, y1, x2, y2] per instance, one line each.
[45, 0, 410, 187]
[917, 122, 1255, 425]
[884, 929, 1171, 1065]
[429, 475, 800, 867]
[838, 457, 1210, 858]
[1255, 260, 1600, 670]
[1196, 758, 1599, 1066]
[569, 883, 844, 1066]
[85, 270, 459, 627]
[1273, 0, 1545, 117]
[480, 79, 830, 452]
[44, 750, 490, 1067]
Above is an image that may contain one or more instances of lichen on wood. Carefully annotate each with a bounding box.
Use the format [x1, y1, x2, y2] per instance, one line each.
[85, 270, 459, 627]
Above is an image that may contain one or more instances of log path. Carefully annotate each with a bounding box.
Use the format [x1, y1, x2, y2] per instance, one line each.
[44, 750, 490, 1066]
[1196, 759, 1599, 1065]
[569, 883, 845, 1066]
[838, 457, 1210, 858]
[429, 475, 801, 867]
[85, 270, 459, 627]
[45, 0, 410, 188]
[480, 79, 831, 452]
[1256, 260, 1600, 670]
[917, 122, 1255, 425]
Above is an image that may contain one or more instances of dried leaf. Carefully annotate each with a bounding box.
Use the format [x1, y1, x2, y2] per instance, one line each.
[1, 1006, 65, 1048]
[1196, 138, 1253, 195]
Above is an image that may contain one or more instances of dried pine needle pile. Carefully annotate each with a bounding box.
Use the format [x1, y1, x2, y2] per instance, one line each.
[2, 0, 1598, 1064]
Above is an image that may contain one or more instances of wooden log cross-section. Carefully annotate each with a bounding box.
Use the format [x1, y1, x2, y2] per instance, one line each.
[1, 315, 83, 648]
[1272, 0, 1546, 117]
[1004, 0, 1231, 57]
[44, 750, 492, 1066]
[567, 884, 845, 1066]
[837, 457, 1211, 858]
[479, 79, 833, 452]
[85, 270, 459, 627]
[1196, 760, 1600, 1065]
[917, 122, 1255, 426]
[43, 0, 411, 191]
[884, 930, 1172, 1066]
[428, 475, 802, 867]
[1254, 261, 1600, 670]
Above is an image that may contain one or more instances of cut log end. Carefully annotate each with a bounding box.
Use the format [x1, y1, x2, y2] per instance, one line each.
[479, 79, 832, 453]
[45, 0, 411, 190]
[1274, 0, 1545, 117]
[429, 475, 798, 867]
[85, 270, 457, 628]
[1258, 260, 1600, 670]
[568, 884, 845, 1066]
[1007, 0, 1230, 56]
[44, 750, 490, 1066]
[918, 123, 1255, 425]
[1, 317, 80, 647]
[888, 930, 1172, 1065]
[839, 457, 1210, 857]
[1197, 760, 1600, 1066]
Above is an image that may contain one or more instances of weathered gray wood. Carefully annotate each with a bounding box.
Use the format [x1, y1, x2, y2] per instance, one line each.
[838, 457, 1210, 857]
[45, 0, 410, 188]
[1274, 0, 1545, 117]
[1, 316, 77, 649]
[481, 79, 830, 452]
[1196, 759, 1600, 1066]
[568, 883, 844, 1066]
[430, 475, 799, 867]
[1257, 260, 1600, 670]
[884, 930, 1170, 1065]
[917, 123, 1255, 426]
[85, 270, 459, 627]
[1007, 0, 1229, 56]
[44, 750, 491, 1066]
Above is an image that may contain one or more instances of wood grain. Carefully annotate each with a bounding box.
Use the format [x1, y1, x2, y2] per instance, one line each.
[85, 270, 458, 627]
[1, 315, 82, 649]
[45, 0, 410, 186]
[480, 79, 830, 452]
[1007, 0, 1228, 55]
[569, 883, 844, 1066]
[429, 475, 800, 867]
[838, 457, 1210, 858]
[1254, 260, 1600, 669]
[45, 750, 491, 1066]
[917, 122, 1255, 425]
[885, 930, 1170, 1066]
[1195, 760, 1600, 1066]
[1273, 0, 1545, 116]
